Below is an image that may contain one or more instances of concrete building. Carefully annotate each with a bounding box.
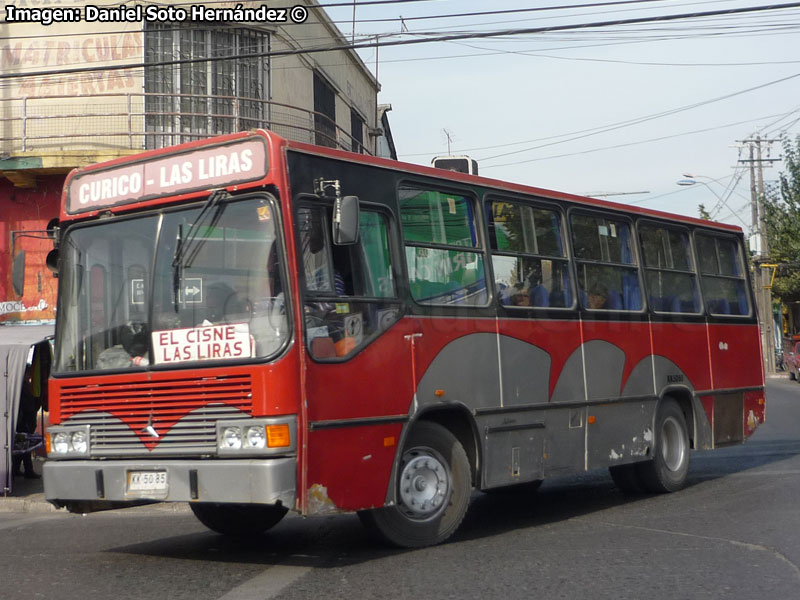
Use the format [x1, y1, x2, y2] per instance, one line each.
[0, 0, 395, 323]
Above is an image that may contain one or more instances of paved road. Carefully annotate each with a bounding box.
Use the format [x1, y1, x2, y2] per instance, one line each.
[2, 378, 799, 600]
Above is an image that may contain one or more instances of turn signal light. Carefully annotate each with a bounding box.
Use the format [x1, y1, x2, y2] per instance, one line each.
[44, 432, 51, 454]
[266, 424, 291, 448]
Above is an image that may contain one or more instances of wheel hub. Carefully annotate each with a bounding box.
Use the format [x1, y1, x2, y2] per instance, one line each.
[398, 452, 450, 519]
[661, 415, 686, 472]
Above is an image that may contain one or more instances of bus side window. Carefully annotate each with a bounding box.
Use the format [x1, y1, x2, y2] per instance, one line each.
[638, 223, 701, 314]
[486, 199, 571, 310]
[570, 213, 643, 312]
[300, 206, 400, 360]
[695, 233, 750, 317]
[399, 186, 488, 306]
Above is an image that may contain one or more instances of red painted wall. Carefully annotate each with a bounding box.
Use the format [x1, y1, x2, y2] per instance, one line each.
[0, 176, 63, 323]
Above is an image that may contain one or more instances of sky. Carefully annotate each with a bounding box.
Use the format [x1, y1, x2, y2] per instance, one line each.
[320, 0, 800, 238]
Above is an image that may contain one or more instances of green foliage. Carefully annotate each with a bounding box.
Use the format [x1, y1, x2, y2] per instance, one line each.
[698, 203, 711, 220]
[764, 135, 800, 303]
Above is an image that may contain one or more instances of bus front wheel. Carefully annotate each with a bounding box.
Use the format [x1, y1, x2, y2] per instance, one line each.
[358, 421, 471, 548]
[636, 399, 690, 493]
[190, 502, 287, 536]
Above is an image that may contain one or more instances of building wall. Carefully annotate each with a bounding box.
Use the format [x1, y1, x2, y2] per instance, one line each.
[267, 3, 378, 151]
[0, 0, 145, 152]
[0, 176, 60, 323]
[1, 0, 379, 156]
[0, 1, 382, 323]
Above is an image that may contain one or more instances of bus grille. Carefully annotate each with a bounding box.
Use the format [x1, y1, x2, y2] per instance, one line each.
[59, 374, 253, 457]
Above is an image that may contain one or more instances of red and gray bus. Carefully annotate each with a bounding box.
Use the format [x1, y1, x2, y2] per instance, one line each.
[39, 129, 765, 547]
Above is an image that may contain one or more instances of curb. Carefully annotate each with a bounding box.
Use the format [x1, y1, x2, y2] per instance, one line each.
[0, 494, 61, 514]
[0, 495, 191, 514]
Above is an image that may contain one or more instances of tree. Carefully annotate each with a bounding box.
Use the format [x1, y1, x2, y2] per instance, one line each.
[763, 135, 800, 307]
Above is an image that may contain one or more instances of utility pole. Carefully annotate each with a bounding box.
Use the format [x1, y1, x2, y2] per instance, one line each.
[737, 135, 781, 374]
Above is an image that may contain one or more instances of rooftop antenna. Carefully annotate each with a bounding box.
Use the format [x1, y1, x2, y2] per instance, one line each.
[443, 128, 454, 155]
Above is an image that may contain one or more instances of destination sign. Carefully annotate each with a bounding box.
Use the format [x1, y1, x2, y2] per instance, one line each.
[152, 323, 252, 364]
[66, 137, 268, 214]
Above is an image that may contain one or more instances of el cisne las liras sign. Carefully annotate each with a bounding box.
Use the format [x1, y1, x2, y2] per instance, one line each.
[67, 138, 268, 214]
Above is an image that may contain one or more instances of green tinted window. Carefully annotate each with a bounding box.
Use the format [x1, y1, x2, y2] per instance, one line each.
[488, 202, 564, 257]
[400, 188, 477, 247]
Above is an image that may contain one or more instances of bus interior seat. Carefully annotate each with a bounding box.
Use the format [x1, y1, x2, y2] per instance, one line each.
[710, 298, 731, 315]
[736, 288, 748, 315]
[622, 276, 642, 310]
[531, 284, 549, 307]
[649, 295, 681, 312]
[607, 290, 623, 310]
[680, 298, 698, 312]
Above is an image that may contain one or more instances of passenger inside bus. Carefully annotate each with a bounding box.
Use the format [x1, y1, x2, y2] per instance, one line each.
[510, 282, 531, 306]
[587, 281, 609, 309]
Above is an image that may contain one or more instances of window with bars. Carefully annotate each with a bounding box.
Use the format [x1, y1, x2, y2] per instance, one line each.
[313, 72, 336, 148]
[351, 109, 365, 153]
[145, 24, 270, 148]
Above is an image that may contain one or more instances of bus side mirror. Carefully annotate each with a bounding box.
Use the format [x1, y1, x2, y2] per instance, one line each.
[46, 249, 60, 277]
[12, 250, 25, 296]
[332, 195, 360, 245]
[47, 217, 60, 248]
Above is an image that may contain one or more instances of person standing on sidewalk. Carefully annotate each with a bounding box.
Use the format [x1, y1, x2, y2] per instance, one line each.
[13, 367, 42, 479]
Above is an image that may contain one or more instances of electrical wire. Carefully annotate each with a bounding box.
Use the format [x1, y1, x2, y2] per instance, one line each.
[3, 2, 800, 80]
[479, 107, 800, 171]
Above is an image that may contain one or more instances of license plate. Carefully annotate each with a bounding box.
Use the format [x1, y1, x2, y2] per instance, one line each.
[126, 470, 168, 498]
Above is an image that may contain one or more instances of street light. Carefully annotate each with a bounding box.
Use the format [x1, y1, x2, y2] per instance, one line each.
[676, 177, 725, 202]
[675, 175, 750, 232]
[679, 175, 775, 374]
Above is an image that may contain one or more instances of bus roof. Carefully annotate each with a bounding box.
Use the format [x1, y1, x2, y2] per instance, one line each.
[285, 137, 743, 234]
[60, 129, 742, 234]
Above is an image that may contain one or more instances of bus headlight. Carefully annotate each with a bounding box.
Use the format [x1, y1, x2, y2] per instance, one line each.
[52, 432, 70, 454]
[70, 430, 88, 454]
[245, 426, 266, 449]
[221, 426, 243, 450]
[47, 425, 91, 458]
[217, 417, 296, 456]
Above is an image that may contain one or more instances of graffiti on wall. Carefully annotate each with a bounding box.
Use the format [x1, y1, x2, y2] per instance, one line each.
[0, 299, 49, 316]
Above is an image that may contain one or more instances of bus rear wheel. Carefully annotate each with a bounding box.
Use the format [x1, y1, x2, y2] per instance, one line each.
[190, 502, 287, 536]
[358, 421, 471, 548]
[636, 399, 690, 493]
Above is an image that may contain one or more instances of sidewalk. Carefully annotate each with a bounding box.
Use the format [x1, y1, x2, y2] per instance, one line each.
[1, 458, 59, 513]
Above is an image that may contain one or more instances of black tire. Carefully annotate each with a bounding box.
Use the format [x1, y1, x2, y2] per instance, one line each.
[609, 463, 646, 494]
[190, 502, 287, 536]
[636, 399, 690, 493]
[790, 370, 797, 381]
[358, 421, 472, 548]
[483, 479, 543, 495]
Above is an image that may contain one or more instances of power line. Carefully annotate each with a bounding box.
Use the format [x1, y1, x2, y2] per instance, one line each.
[331, 0, 676, 25]
[477, 70, 800, 163]
[479, 106, 800, 170]
[0, 0, 774, 42]
[3, 2, 800, 80]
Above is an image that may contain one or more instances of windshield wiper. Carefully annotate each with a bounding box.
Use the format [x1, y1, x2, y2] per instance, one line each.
[171, 189, 229, 311]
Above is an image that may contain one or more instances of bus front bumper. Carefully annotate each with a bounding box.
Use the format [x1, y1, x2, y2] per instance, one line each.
[43, 458, 296, 513]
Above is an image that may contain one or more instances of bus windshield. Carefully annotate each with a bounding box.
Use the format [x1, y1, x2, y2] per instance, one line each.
[54, 195, 288, 373]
